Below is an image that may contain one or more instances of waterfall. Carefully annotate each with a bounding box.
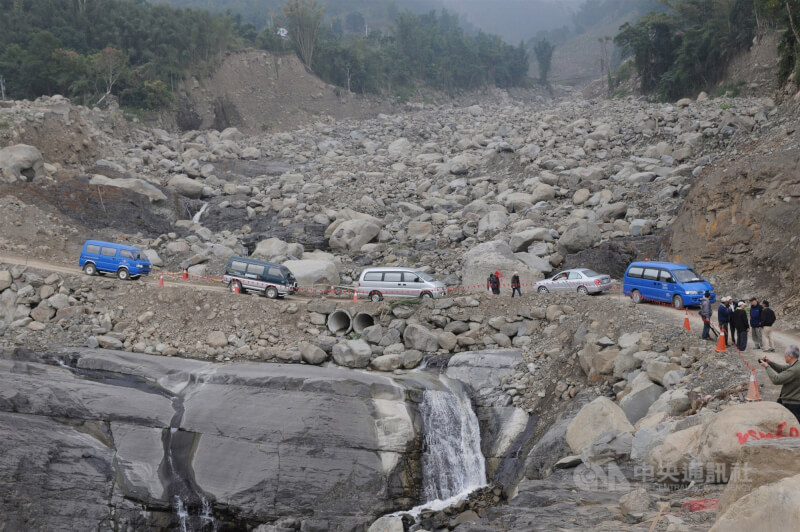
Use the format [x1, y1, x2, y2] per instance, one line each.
[418, 377, 487, 505]
[192, 202, 209, 224]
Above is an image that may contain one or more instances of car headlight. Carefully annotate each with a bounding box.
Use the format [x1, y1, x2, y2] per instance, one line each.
[685, 290, 699, 295]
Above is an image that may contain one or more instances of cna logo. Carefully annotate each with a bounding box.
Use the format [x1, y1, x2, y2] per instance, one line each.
[572, 462, 631, 492]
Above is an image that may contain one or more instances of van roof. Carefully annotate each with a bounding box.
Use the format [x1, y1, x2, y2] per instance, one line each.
[84, 240, 141, 251]
[228, 256, 284, 268]
[628, 261, 692, 270]
[361, 267, 423, 273]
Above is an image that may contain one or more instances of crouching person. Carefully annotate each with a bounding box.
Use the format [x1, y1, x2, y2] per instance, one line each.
[760, 345, 800, 423]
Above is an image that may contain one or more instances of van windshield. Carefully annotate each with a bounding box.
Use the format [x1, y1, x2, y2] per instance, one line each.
[673, 269, 703, 283]
[415, 271, 434, 282]
[282, 268, 295, 281]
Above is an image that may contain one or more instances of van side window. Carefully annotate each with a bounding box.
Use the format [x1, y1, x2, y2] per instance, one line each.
[659, 270, 675, 283]
[568, 272, 582, 280]
[247, 264, 265, 276]
[268, 267, 283, 279]
[231, 260, 247, 272]
[363, 272, 382, 281]
[120, 250, 134, 259]
[627, 267, 644, 278]
[404, 273, 422, 283]
[642, 268, 659, 280]
[383, 272, 402, 282]
[101, 247, 117, 257]
[86, 244, 100, 254]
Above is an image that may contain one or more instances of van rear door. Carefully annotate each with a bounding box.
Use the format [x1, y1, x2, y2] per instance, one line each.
[382, 271, 403, 297]
[403, 272, 423, 297]
[641, 267, 664, 302]
[246, 263, 266, 291]
[99, 245, 118, 273]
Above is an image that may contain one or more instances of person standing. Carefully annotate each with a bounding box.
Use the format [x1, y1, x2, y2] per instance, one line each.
[759, 346, 800, 423]
[718, 296, 732, 346]
[732, 301, 750, 352]
[762, 300, 776, 352]
[700, 291, 713, 341]
[487, 271, 500, 296]
[510, 271, 522, 298]
[750, 298, 763, 350]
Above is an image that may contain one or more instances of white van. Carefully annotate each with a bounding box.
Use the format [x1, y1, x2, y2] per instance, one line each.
[356, 267, 447, 302]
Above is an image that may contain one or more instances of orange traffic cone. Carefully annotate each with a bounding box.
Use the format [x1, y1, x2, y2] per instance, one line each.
[352, 289, 358, 302]
[746, 369, 762, 401]
[683, 310, 691, 331]
[182, 269, 188, 280]
[159, 273, 164, 288]
[715, 330, 727, 353]
[234, 283, 240, 294]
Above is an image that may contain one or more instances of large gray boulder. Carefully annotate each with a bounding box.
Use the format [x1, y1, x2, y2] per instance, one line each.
[0, 349, 428, 530]
[619, 373, 665, 424]
[557, 221, 601, 256]
[0, 144, 44, 182]
[446, 349, 522, 398]
[460, 241, 544, 289]
[167, 174, 205, 198]
[402, 324, 439, 353]
[329, 219, 380, 252]
[283, 259, 338, 286]
[331, 339, 373, 368]
[89, 174, 167, 203]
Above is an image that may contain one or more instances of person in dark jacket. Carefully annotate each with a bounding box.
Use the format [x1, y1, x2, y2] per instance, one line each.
[699, 291, 713, 340]
[487, 271, 500, 295]
[717, 296, 732, 346]
[750, 298, 763, 350]
[762, 300, 776, 352]
[510, 271, 521, 298]
[731, 301, 750, 352]
[760, 345, 800, 422]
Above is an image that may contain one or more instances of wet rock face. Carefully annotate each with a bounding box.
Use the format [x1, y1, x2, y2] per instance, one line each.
[0, 349, 426, 531]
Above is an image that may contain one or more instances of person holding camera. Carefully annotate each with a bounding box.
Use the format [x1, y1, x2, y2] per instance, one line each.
[759, 345, 800, 422]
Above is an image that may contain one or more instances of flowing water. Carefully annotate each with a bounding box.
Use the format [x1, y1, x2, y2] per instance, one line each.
[192, 202, 209, 224]
[403, 376, 487, 514]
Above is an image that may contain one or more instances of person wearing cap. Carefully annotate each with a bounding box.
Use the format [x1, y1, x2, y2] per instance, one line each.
[487, 271, 500, 295]
[750, 297, 763, 350]
[732, 301, 750, 352]
[759, 345, 800, 422]
[717, 296, 732, 346]
[699, 291, 713, 340]
[510, 271, 522, 298]
[762, 300, 776, 352]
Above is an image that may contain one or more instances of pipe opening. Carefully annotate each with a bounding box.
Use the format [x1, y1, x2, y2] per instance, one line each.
[352, 312, 375, 334]
[327, 309, 352, 335]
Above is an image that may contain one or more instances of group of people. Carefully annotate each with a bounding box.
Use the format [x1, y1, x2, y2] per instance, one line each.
[487, 271, 522, 297]
[708, 294, 776, 352]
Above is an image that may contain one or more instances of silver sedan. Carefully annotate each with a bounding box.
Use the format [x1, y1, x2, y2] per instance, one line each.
[534, 268, 612, 295]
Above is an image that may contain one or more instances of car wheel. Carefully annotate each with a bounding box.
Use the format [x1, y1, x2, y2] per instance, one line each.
[83, 263, 97, 276]
[229, 281, 242, 294]
[420, 291, 432, 299]
[672, 294, 684, 310]
[266, 286, 278, 299]
[577, 286, 589, 296]
[631, 290, 642, 304]
[369, 291, 382, 302]
[117, 268, 129, 281]
[537, 286, 549, 294]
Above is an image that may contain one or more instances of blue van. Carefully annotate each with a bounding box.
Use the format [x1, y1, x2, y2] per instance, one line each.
[79, 240, 151, 280]
[623, 261, 715, 309]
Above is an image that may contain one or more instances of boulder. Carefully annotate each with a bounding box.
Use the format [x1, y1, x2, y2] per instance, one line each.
[206, 331, 228, 348]
[282, 260, 338, 286]
[368, 516, 405, 532]
[437, 331, 458, 352]
[578, 344, 619, 377]
[0, 144, 44, 182]
[557, 221, 601, 256]
[387, 138, 411, 158]
[446, 349, 521, 393]
[645, 360, 682, 386]
[580, 429, 633, 466]
[711, 473, 800, 532]
[96, 335, 123, 349]
[370, 354, 404, 372]
[331, 340, 372, 368]
[646, 389, 691, 417]
[253, 238, 289, 259]
[619, 373, 664, 424]
[566, 397, 634, 454]
[619, 488, 651, 517]
[167, 174, 205, 198]
[89, 175, 167, 203]
[329, 220, 380, 252]
[718, 438, 800, 519]
[402, 324, 439, 353]
[0, 271, 12, 292]
[508, 228, 553, 252]
[460, 241, 544, 289]
[300, 343, 328, 365]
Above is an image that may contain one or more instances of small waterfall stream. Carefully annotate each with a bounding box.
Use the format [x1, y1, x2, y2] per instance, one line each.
[399, 376, 487, 515]
[192, 202, 209, 224]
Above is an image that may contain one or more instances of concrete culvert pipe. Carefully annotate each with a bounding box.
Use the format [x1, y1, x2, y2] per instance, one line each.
[327, 309, 352, 335]
[352, 312, 375, 334]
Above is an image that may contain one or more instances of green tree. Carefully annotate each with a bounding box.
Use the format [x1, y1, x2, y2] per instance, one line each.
[533, 39, 555, 84]
[281, 0, 325, 69]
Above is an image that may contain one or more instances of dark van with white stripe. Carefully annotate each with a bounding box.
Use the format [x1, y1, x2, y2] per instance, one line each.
[223, 257, 297, 298]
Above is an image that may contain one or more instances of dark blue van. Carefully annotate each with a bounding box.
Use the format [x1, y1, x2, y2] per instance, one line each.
[623, 261, 715, 309]
[79, 240, 151, 280]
